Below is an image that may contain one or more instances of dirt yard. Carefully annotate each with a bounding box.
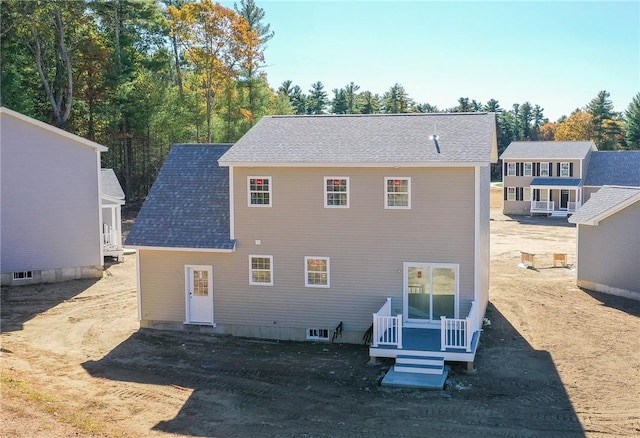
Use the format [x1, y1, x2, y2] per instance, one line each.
[2, 189, 639, 437]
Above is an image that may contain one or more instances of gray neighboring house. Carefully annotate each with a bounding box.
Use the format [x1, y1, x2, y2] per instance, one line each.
[582, 151, 640, 201]
[126, 114, 498, 384]
[569, 186, 640, 300]
[500, 141, 596, 216]
[101, 169, 126, 261]
[1, 107, 107, 286]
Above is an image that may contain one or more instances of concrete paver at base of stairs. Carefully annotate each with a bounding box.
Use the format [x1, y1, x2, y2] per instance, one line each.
[381, 366, 449, 389]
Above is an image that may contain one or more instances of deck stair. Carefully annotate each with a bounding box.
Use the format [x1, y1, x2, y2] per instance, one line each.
[382, 354, 448, 389]
[550, 211, 568, 218]
[394, 354, 445, 375]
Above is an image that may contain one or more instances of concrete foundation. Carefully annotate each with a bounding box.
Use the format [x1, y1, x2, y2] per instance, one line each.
[1, 265, 103, 287]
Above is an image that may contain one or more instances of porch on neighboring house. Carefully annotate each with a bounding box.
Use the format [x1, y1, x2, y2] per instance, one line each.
[369, 298, 481, 389]
[102, 199, 124, 261]
[530, 178, 582, 217]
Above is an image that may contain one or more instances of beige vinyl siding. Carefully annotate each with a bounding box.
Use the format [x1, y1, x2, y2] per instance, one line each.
[576, 201, 640, 297]
[583, 186, 601, 203]
[1, 113, 102, 274]
[229, 166, 476, 333]
[477, 166, 491, 324]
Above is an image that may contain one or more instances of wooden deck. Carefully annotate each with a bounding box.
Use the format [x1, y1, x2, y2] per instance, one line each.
[370, 327, 481, 363]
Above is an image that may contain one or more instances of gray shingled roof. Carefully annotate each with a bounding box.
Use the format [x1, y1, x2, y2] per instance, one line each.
[101, 169, 125, 200]
[125, 144, 234, 250]
[500, 141, 596, 160]
[569, 186, 640, 225]
[583, 151, 640, 186]
[530, 177, 581, 187]
[218, 113, 497, 165]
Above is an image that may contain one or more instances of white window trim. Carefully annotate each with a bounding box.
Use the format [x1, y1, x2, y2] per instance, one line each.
[304, 256, 330, 288]
[523, 162, 532, 177]
[523, 187, 532, 202]
[13, 270, 33, 280]
[249, 255, 273, 286]
[324, 176, 350, 208]
[506, 162, 516, 176]
[384, 177, 411, 209]
[507, 187, 516, 201]
[540, 162, 550, 177]
[306, 328, 330, 340]
[247, 176, 272, 207]
[560, 162, 570, 177]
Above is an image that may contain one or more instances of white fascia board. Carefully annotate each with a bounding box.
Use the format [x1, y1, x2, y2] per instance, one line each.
[126, 245, 235, 253]
[0, 106, 108, 152]
[218, 161, 488, 168]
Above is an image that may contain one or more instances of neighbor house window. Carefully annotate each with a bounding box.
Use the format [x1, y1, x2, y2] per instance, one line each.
[507, 187, 516, 201]
[324, 177, 349, 207]
[305, 257, 330, 288]
[249, 255, 273, 286]
[540, 162, 550, 177]
[13, 271, 33, 280]
[506, 162, 516, 176]
[523, 162, 532, 176]
[560, 162, 570, 177]
[523, 187, 532, 202]
[385, 177, 410, 208]
[306, 328, 330, 340]
[248, 177, 272, 206]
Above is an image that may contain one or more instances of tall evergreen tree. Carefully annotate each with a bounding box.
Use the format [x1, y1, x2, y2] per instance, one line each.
[586, 90, 617, 149]
[306, 81, 328, 114]
[624, 93, 640, 149]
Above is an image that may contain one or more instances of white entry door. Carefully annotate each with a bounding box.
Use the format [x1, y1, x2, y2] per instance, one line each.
[185, 265, 214, 325]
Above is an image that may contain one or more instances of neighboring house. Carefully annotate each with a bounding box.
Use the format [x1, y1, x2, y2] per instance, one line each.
[582, 151, 640, 202]
[500, 141, 596, 217]
[569, 186, 640, 301]
[101, 169, 126, 261]
[1, 107, 107, 286]
[126, 113, 498, 385]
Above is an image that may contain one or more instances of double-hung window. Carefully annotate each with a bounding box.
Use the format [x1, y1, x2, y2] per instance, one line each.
[305, 257, 330, 288]
[248, 177, 271, 207]
[523, 162, 532, 177]
[249, 255, 273, 286]
[324, 177, 349, 208]
[385, 177, 410, 209]
[560, 162, 570, 177]
[523, 187, 532, 202]
[540, 162, 550, 177]
[507, 162, 516, 176]
[507, 187, 516, 201]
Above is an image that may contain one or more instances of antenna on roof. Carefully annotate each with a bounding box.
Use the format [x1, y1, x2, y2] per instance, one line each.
[429, 125, 440, 154]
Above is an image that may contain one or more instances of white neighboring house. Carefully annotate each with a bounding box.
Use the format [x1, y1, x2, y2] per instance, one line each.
[569, 186, 640, 301]
[0, 107, 108, 286]
[101, 169, 125, 261]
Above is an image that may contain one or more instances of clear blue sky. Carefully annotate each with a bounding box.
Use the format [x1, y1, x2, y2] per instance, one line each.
[223, 0, 639, 121]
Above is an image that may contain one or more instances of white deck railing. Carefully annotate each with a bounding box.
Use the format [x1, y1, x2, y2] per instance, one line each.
[372, 297, 402, 348]
[102, 224, 121, 249]
[567, 201, 577, 212]
[531, 200, 554, 212]
[441, 301, 476, 352]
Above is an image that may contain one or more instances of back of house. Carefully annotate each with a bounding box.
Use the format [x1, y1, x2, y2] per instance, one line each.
[127, 113, 497, 345]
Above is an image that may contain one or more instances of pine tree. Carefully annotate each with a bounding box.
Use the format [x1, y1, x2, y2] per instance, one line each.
[624, 93, 640, 149]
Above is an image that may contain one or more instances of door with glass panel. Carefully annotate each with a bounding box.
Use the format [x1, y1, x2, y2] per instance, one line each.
[185, 265, 214, 325]
[404, 263, 457, 324]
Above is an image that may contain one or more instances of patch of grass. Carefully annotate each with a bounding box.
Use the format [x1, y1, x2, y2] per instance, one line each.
[1, 372, 128, 437]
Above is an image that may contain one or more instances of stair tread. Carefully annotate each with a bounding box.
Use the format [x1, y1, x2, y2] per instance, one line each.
[395, 363, 444, 370]
[396, 354, 444, 361]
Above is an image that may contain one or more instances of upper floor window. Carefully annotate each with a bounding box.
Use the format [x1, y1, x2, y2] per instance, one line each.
[385, 177, 411, 209]
[560, 162, 570, 177]
[506, 162, 516, 176]
[325, 177, 349, 208]
[305, 256, 330, 288]
[523, 162, 532, 176]
[249, 255, 273, 286]
[540, 162, 550, 177]
[248, 177, 271, 207]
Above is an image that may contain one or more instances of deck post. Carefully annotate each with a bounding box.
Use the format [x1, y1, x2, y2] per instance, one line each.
[396, 314, 402, 349]
[440, 316, 446, 351]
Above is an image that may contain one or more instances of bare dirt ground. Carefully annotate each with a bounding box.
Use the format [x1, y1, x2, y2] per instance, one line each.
[2, 189, 640, 437]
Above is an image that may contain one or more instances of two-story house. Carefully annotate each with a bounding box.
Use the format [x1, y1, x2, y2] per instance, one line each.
[500, 141, 596, 216]
[126, 113, 498, 385]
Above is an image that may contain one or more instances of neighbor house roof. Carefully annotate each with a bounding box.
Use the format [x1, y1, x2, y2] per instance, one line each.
[569, 186, 640, 226]
[101, 169, 125, 201]
[500, 141, 596, 160]
[218, 113, 498, 166]
[583, 151, 640, 187]
[0, 106, 108, 152]
[125, 144, 235, 250]
[530, 177, 581, 187]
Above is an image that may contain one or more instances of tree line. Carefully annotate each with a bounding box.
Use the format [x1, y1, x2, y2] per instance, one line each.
[1, 0, 639, 201]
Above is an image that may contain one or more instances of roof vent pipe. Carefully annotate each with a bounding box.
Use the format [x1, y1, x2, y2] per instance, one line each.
[429, 125, 440, 153]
